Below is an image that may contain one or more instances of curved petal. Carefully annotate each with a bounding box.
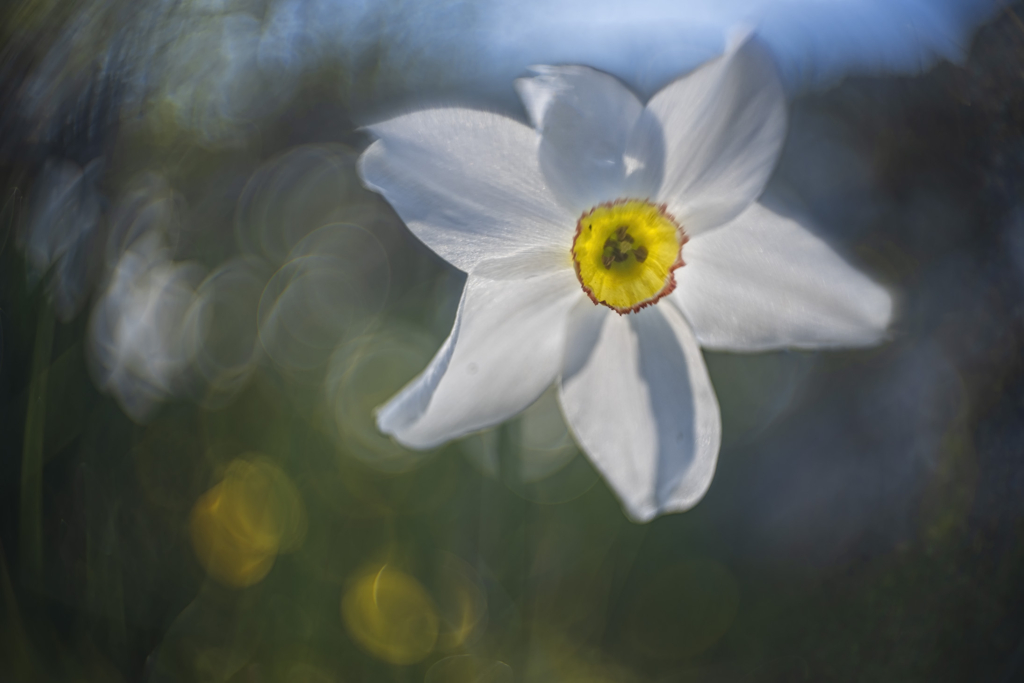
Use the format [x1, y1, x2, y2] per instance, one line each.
[515, 66, 656, 213]
[671, 202, 893, 351]
[359, 108, 574, 272]
[558, 301, 721, 522]
[628, 34, 787, 236]
[377, 265, 583, 449]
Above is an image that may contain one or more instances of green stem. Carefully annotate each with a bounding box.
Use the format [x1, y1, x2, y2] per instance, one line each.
[497, 421, 531, 683]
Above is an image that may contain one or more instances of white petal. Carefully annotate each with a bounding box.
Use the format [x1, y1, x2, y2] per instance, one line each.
[359, 108, 574, 272]
[628, 34, 787, 235]
[515, 66, 650, 213]
[377, 266, 583, 449]
[672, 202, 893, 351]
[559, 301, 721, 522]
[470, 244, 573, 281]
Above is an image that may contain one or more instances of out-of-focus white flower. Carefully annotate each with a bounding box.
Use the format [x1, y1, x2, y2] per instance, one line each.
[89, 230, 204, 422]
[357, 36, 892, 521]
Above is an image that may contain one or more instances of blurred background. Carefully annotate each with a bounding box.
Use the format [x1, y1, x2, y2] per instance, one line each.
[1, 0, 1024, 681]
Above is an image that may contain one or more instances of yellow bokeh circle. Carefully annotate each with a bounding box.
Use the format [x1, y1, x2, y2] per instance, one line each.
[189, 455, 306, 587]
[341, 565, 439, 665]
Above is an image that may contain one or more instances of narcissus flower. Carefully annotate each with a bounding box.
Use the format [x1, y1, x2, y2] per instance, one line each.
[357, 36, 892, 522]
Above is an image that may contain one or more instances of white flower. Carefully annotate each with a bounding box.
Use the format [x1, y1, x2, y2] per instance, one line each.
[357, 35, 892, 522]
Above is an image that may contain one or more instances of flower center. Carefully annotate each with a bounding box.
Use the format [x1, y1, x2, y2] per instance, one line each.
[571, 199, 686, 313]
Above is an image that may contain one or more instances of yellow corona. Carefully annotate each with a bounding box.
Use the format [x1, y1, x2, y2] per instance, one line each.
[571, 199, 686, 313]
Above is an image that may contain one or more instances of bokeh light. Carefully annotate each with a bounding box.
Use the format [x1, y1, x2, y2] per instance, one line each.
[341, 564, 440, 665]
[430, 553, 489, 651]
[326, 323, 440, 473]
[190, 455, 306, 587]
